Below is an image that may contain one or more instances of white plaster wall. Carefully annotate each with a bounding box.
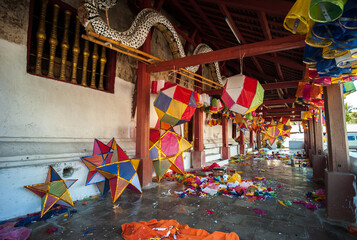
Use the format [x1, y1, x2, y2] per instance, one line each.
[0, 39, 191, 220]
[202, 113, 236, 147]
[0, 1, 237, 220]
[0, 39, 137, 220]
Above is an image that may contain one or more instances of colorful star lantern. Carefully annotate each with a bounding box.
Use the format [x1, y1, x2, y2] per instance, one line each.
[149, 129, 192, 182]
[239, 118, 248, 130]
[221, 74, 264, 115]
[95, 146, 142, 203]
[233, 114, 243, 124]
[303, 120, 309, 130]
[25, 166, 77, 217]
[81, 138, 118, 198]
[277, 119, 292, 138]
[252, 116, 266, 133]
[263, 126, 282, 145]
[153, 84, 198, 126]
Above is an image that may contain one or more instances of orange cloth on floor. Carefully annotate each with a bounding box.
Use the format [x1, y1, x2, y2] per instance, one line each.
[121, 219, 239, 240]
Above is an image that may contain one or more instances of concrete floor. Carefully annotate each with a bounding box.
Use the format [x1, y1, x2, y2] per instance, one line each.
[26, 157, 357, 240]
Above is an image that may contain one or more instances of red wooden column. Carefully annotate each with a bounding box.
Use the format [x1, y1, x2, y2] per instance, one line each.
[249, 130, 254, 149]
[239, 130, 245, 154]
[192, 66, 205, 168]
[192, 107, 205, 168]
[324, 84, 355, 221]
[136, 0, 152, 187]
[257, 132, 262, 150]
[312, 109, 326, 179]
[222, 116, 230, 159]
[304, 127, 309, 155]
[232, 122, 237, 139]
[308, 118, 315, 162]
[314, 111, 324, 155]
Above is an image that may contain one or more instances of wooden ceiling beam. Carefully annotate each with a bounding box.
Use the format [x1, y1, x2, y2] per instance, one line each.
[202, 80, 300, 96]
[200, 0, 293, 16]
[171, 24, 197, 47]
[262, 81, 300, 90]
[256, 55, 305, 71]
[257, 107, 307, 113]
[147, 34, 306, 73]
[189, 0, 224, 41]
[154, 0, 166, 10]
[258, 11, 289, 98]
[262, 113, 301, 118]
[172, 1, 206, 38]
[263, 98, 296, 105]
[219, 4, 264, 75]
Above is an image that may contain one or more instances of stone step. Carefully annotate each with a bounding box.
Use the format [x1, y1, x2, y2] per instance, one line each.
[204, 147, 221, 155]
[205, 153, 222, 162]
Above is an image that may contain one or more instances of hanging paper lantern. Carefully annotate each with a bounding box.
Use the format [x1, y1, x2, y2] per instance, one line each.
[209, 98, 224, 113]
[151, 80, 165, 94]
[314, 76, 332, 86]
[263, 126, 282, 145]
[239, 118, 248, 130]
[221, 74, 264, 115]
[302, 111, 313, 120]
[303, 45, 323, 64]
[303, 120, 309, 130]
[309, 0, 347, 23]
[278, 119, 292, 137]
[154, 84, 198, 126]
[302, 83, 323, 100]
[339, 0, 357, 29]
[343, 81, 357, 94]
[305, 23, 332, 47]
[312, 21, 346, 41]
[199, 93, 211, 107]
[149, 129, 192, 182]
[284, 0, 312, 34]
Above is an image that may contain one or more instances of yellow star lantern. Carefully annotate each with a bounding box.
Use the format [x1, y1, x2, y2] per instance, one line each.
[25, 166, 77, 217]
[149, 129, 192, 182]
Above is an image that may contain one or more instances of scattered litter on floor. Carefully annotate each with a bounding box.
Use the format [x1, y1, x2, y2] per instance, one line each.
[252, 208, 267, 215]
[0, 222, 32, 240]
[121, 219, 239, 240]
[278, 200, 288, 207]
[347, 225, 357, 236]
[204, 208, 214, 215]
[46, 227, 58, 234]
[82, 228, 95, 236]
[15, 206, 77, 227]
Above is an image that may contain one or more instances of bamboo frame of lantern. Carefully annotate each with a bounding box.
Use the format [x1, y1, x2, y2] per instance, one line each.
[90, 44, 99, 88]
[60, 10, 71, 80]
[48, 4, 59, 78]
[83, 32, 223, 89]
[35, 0, 48, 75]
[81, 40, 90, 86]
[71, 17, 81, 83]
[98, 46, 107, 90]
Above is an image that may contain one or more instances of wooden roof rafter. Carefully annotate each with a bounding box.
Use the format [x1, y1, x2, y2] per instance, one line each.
[219, 4, 265, 76]
[199, 0, 294, 15]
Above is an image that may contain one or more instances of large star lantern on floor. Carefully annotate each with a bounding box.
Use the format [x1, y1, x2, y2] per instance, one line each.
[96, 143, 142, 203]
[149, 129, 192, 182]
[81, 138, 118, 198]
[25, 166, 77, 217]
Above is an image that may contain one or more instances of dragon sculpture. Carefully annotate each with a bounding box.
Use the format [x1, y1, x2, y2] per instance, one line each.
[78, 0, 224, 85]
